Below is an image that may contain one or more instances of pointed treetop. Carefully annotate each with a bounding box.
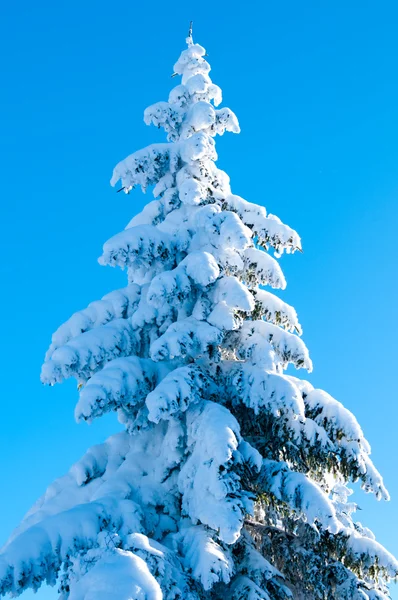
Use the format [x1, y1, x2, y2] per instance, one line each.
[186, 20, 193, 46]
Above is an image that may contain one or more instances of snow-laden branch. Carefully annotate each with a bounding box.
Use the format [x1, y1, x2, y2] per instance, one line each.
[253, 289, 301, 333]
[150, 317, 223, 362]
[99, 225, 177, 282]
[242, 247, 286, 289]
[75, 356, 168, 423]
[228, 320, 312, 371]
[178, 401, 261, 544]
[256, 458, 340, 533]
[0, 497, 143, 597]
[178, 524, 234, 590]
[41, 319, 139, 384]
[147, 251, 219, 309]
[290, 378, 390, 500]
[45, 284, 141, 361]
[225, 194, 301, 255]
[146, 364, 215, 423]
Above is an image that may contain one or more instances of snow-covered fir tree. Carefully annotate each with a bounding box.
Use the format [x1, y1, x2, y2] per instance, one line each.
[1, 28, 397, 600]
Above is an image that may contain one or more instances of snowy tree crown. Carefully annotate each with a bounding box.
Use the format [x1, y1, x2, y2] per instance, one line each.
[0, 31, 396, 600]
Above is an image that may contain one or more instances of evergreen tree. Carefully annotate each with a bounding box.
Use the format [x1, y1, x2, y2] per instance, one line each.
[1, 29, 397, 600]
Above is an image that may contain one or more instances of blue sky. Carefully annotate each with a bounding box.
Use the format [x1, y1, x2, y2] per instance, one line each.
[1, 0, 397, 598]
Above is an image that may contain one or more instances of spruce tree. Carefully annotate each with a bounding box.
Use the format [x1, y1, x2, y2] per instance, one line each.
[1, 29, 397, 600]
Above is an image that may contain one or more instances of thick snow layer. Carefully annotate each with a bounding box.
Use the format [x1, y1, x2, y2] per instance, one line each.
[181, 101, 216, 136]
[344, 529, 398, 577]
[0, 498, 144, 596]
[243, 247, 286, 289]
[41, 319, 139, 385]
[178, 525, 233, 590]
[147, 251, 219, 309]
[0, 425, 188, 596]
[228, 576, 271, 600]
[227, 363, 305, 419]
[253, 289, 301, 333]
[213, 276, 255, 312]
[178, 401, 259, 544]
[150, 317, 223, 362]
[125, 533, 199, 600]
[67, 548, 162, 600]
[146, 365, 213, 423]
[75, 356, 168, 423]
[45, 285, 141, 360]
[225, 194, 301, 254]
[208, 301, 242, 331]
[173, 43, 211, 85]
[125, 200, 164, 229]
[232, 320, 312, 371]
[99, 225, 176, 283]
[259, 459, 340, 533]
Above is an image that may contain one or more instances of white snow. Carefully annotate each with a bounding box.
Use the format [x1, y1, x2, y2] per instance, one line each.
[4, 30, 395, 600]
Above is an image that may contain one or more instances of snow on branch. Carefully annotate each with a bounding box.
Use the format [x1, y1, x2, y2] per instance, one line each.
[110, 143, 178, 193]
[147, 251, 220, 309]
[41, 319, 139, 385]
[0, 497, 142, 597]
[256, 214, 302, 255]
[225, 194, 301, 254]
[296, 383, 389, 499]
[65, 548, 164, 600]
[183, 73, 222, 106]
[75, 356, 168, 424]
[190, 204, 253, 253]
[177, 161, 231, 205]
[150, 317, 223, 362]
[45, 284, 141, 361]
[235, 531, 287, 593]
[217, 210, 253, 250]
[252, 289, 301, 333]
[124, 533, 198, 600]
[226, 363, 305, 421]
[207, 301, 243, 331]
[256, 459, 340, 533]
[205, 276, 255, 332]
[111, 132, 217, 202]
[226, 575, 272, 600]
[343, 528, 398, 579]
[125, 199, 166, 229]
[178, 524, 234, 590]
[178, 401, 261, 544]
[173, 43, 211, 85]
[211, 276, 252, 310]
[99, 225, 177, 284]
[144, 73, 240, 142]
[242, 247, 286, 289]
[144, 101, 183, 142]
[361, 455, 389, 500]
[229, 321, 312, 371]
[146, 364, 215, 423]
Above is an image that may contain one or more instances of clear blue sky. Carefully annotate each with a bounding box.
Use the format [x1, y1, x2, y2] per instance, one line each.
[1, 1, 397, 598]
